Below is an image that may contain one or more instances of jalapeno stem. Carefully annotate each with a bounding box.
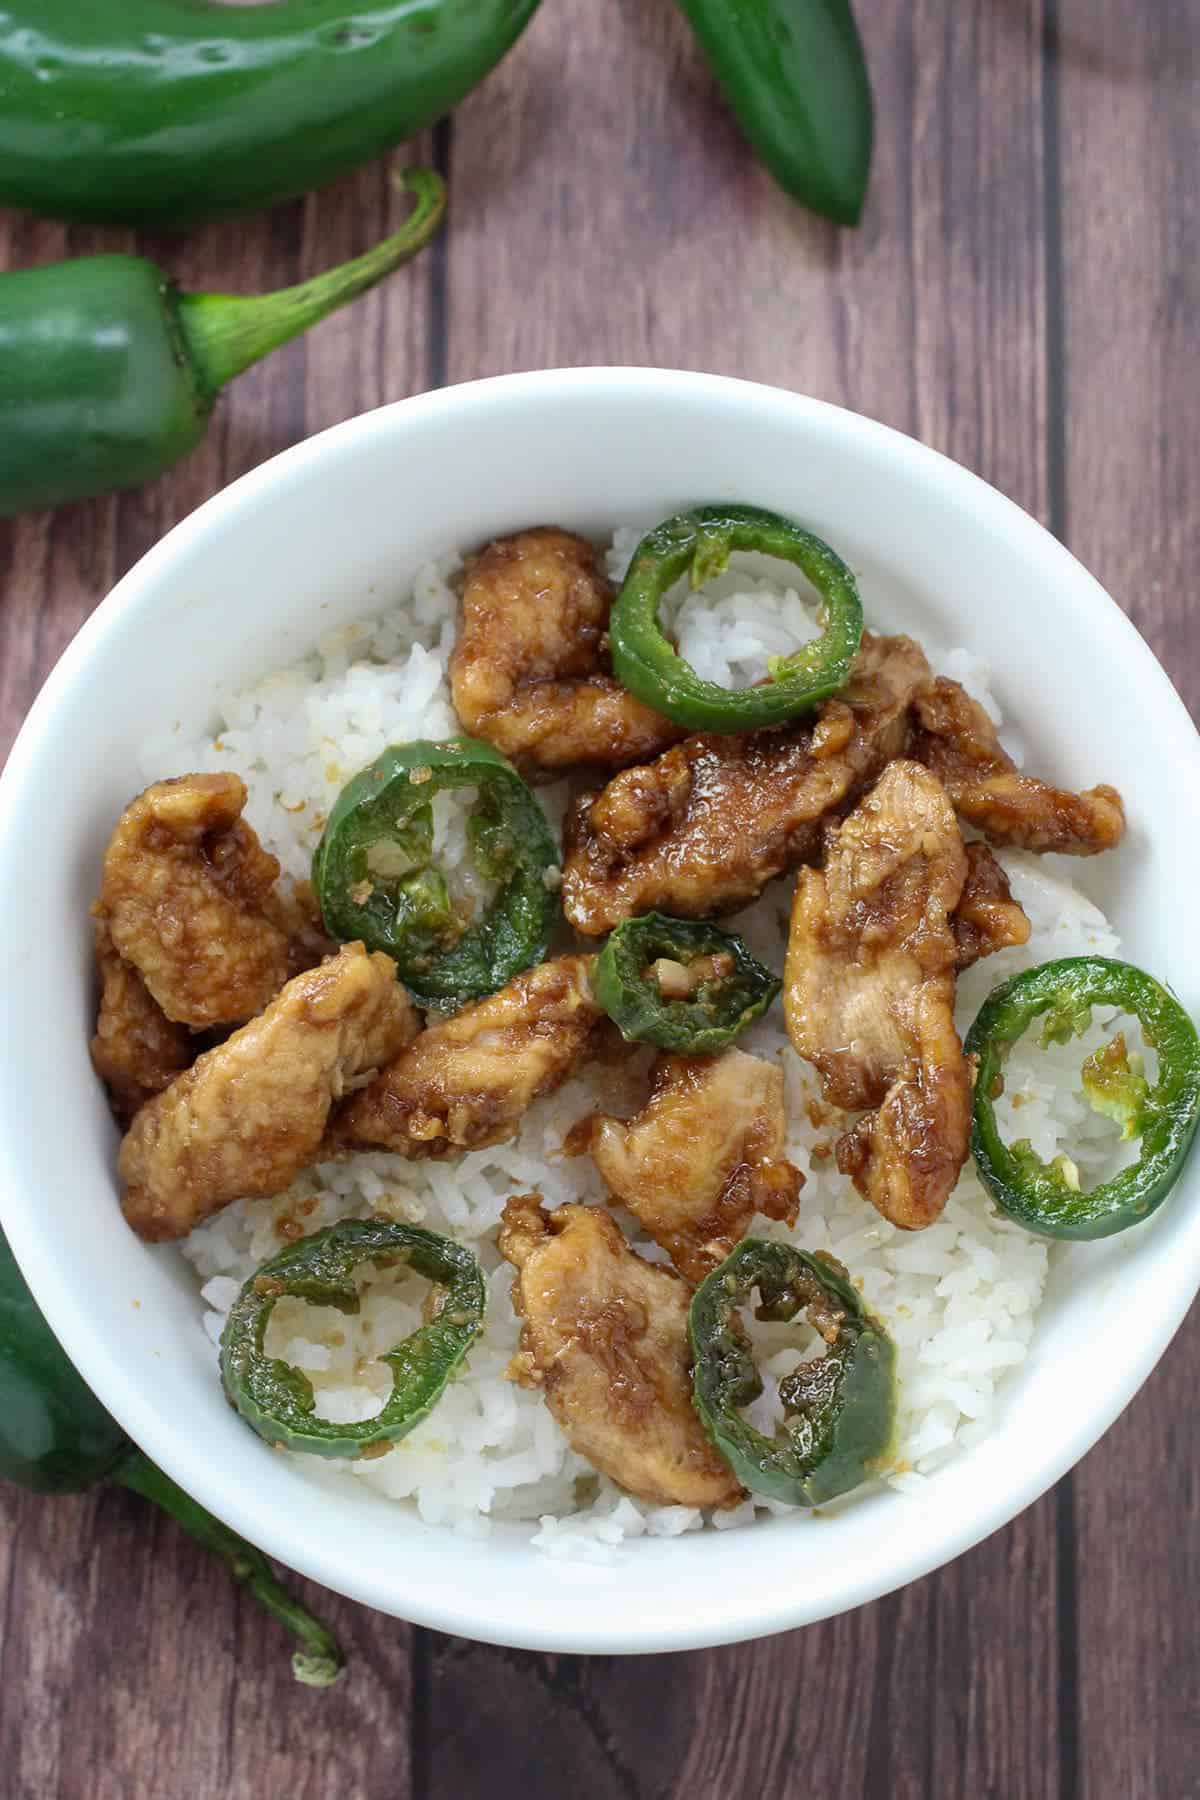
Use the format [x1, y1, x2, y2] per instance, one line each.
[177, 169, 446, 404]
[115, 1451, 344, 1687]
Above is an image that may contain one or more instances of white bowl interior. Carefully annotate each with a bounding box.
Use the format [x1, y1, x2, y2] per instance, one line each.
[2, 369, 1198, 1653]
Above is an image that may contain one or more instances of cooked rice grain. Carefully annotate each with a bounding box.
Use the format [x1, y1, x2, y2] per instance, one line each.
[166, 537, 1121, 1557]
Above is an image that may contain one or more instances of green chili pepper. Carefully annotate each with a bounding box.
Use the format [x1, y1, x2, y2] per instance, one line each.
[0, 168, 444, 520]
[220, 1220, 485, 1459]
[0, 1228, 343, 1686]
[608, 505, 864, 734]
[689, 1240, 895, 1506]
[0, 1, 538, 226]
[593, 913, 780, 1053]
[673, 0, 873, 226]
[965, 956, 1200, 1240]
[313, 737, 560, 1007]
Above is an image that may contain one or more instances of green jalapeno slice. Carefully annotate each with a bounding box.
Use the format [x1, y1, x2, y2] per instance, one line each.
[593, 913, 780, 1052]
[608, 504, 863, 733]
[312, 737, 560, 1007]
[220, 1220, 485, 1459]
[965, 956, 1200, 1240]
[689, 1239, 896, 1507]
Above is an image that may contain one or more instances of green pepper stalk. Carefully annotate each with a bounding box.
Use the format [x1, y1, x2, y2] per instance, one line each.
[0, 167, 445, 518]
[672, 0, 873, 225]
[965, 956, 1200, 1240]
[312, 737, 560, 1007]
[593, 913, 781, 1053]
[0, 1, 539, 226]
[0, 1229, 343, 1686]
[220, 1220, 485, 1458]
[609, 505, 864, 734]
[689, 1240, 895, 1506]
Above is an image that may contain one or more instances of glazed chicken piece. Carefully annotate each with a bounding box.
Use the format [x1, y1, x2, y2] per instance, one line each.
[335, 955, 602, 1158]
[951, 842, 1031, 969]
[499, 1195, 741, 1507]
[784, 760, 972, 1229]
[449, 527, 681, 771]
[96, 772, 292, 1030]
[910, 677, 1125, 855]
[120, 944, 419, 1241]
[90, 919, 191, 1127]
[585, 1049, 804, 1284]
[562, 633, 932, 935]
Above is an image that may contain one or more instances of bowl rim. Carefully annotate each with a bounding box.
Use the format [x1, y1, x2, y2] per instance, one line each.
[2, 365, 1199, 1654]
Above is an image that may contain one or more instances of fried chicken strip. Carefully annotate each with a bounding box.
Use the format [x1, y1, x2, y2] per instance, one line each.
[951, 841, 1031, 969]
[910, 677, 1125, 855]
[784, 761, 972, 1229]
[500, 1195, 741, 1507]
[585, 1050, 803, 1284]
[562, 633, 932, 935]
[450, 527, 681, 770]
[96, 772, 292, 1029]
[120, 944, 419, 1241]
[335, 955, 602, 1158]
[90, 919, 191, 1126]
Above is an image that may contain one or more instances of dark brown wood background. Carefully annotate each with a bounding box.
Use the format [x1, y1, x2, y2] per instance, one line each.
[0, 2, 1196, 1794]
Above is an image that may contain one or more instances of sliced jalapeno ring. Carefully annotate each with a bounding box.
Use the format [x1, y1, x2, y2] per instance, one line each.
[593, 913, 780, 1052]
[312, 737, 560, 1007]
[689, 1239, 896, 1507]
[219, 1220, 485, 1459]
[965, 955, 1200, 1240]
[608, 503, 864, 733]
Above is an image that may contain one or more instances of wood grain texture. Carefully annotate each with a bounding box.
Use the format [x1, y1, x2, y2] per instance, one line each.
[0, 1, 1197, 1795]
[1056, 5, 1200, 1798]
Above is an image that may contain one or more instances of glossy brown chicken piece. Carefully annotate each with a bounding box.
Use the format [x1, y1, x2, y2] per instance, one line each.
[784, 761, 972, 1229]
[562, 633, 932, 935]
[910, 677, 1125, 855]
[585, 1050, 804, 1284]
[951, 842, 1031, 969]
[335, 955, 602, 1158]
[120, 945, 419, 1241]
[90, 919, 192, 1126]
[449, 527, 681, 771]
[96, 772, 292, 1030]
[499, 1195, 742, 1507]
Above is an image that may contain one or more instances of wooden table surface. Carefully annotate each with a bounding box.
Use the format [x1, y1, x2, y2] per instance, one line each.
[0, 3, 1196, 1795]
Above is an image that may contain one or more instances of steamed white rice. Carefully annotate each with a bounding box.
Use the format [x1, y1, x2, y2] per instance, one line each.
[143, 532, 1125, 1556]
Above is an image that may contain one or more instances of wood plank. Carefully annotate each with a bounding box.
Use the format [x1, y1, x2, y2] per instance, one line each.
[432, 3, 1065, 1796]
[0, 0, 1192, 1787]
[446, 0, 1050, 515]
[0, 1483, 414, 1800]
[0, 145, 438, 759]
[1056, 4, 1200, 1794]
[0, 150, 437, 1795]
[423, 1510, 1063, 1800]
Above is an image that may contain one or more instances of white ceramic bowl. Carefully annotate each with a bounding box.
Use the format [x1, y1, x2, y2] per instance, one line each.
[2, 369, 1198, 1655]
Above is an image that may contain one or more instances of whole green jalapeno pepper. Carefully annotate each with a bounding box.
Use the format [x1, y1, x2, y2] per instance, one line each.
[593, 913, 780, 1053]
[965, 956, 1200, 1240]
[0, 167, 445, 519]
[0, 1228, 343, 1685]
[220, 1219, 485, 1458]
[673, 0, 873, 225]
[0, 1, 538, 226]
[689, 1239, 895, 1507]
[312, 736, 560, 1007]
[609, 505, 864, 734]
